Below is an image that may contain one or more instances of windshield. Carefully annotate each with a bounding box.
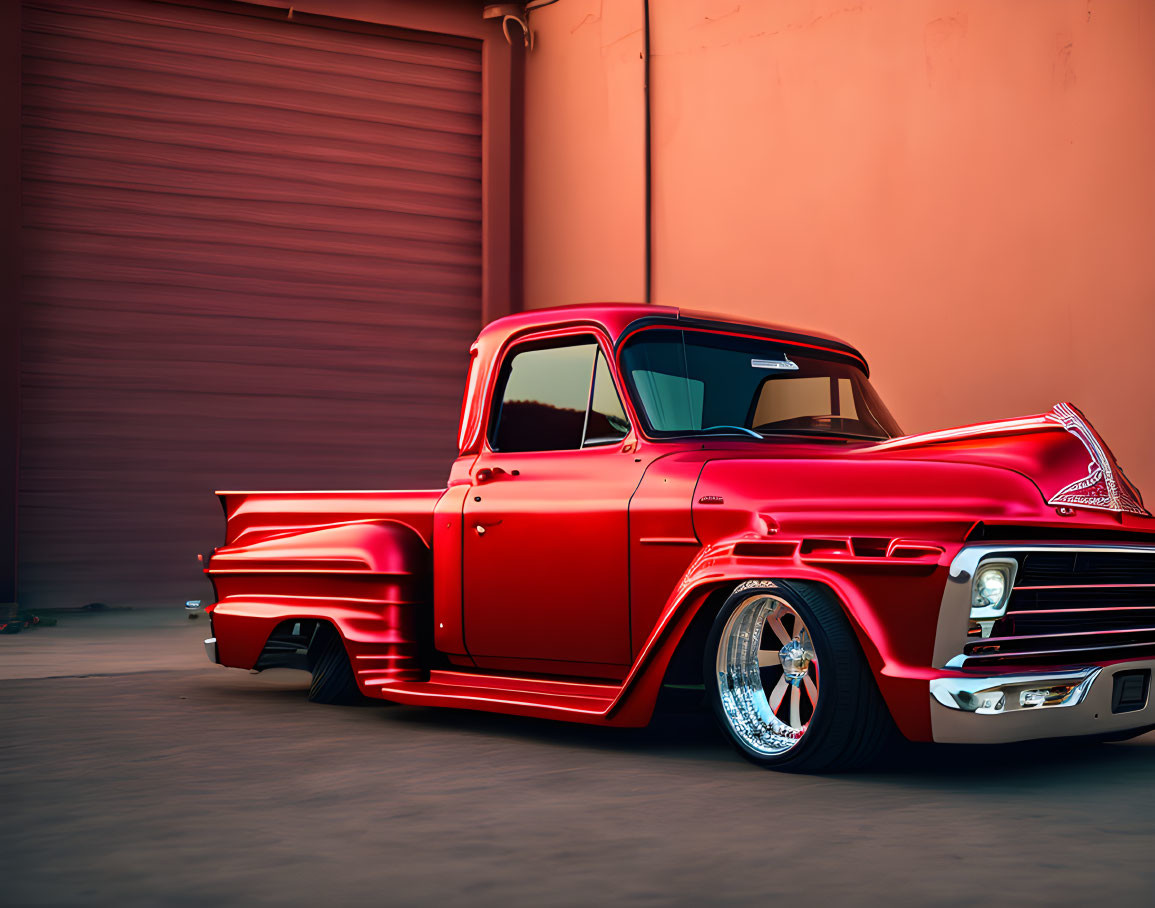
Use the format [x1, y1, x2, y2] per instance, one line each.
[619, 328, 902, 440]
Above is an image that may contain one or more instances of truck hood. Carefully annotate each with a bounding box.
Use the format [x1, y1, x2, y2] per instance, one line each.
[690, 403, 1149, 545]
[852, 402, 1147, 517]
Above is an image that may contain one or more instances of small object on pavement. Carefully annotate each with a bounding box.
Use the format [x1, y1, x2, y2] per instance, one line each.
[1, 612, 57, 633]
[185, 599, 202, 620]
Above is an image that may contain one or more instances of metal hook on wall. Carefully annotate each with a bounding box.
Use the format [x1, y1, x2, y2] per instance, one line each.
[482, 4, 533, 50]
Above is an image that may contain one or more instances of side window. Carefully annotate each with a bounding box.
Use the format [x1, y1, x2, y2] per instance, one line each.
[490, 339, 597, 452]
[583, 350, 630, 446]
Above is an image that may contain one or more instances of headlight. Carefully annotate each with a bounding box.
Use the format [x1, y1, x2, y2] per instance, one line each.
[973, 567, 1007, 608]
[969, 559, 1017, 617]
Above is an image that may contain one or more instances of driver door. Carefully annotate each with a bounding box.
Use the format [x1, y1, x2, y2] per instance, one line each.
[462, 333, 643, 671]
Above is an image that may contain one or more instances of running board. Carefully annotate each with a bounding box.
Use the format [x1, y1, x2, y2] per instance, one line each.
[362, 670, 624, 724]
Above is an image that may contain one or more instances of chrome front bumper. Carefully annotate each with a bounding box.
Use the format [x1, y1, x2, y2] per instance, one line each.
[930, 660, 1155, 743]
[204, 636, 218, 664]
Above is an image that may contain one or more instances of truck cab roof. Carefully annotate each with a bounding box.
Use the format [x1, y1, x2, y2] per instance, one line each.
[474, 303, 869, 373]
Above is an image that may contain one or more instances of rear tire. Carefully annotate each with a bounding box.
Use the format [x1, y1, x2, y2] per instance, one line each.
[704, 580, 896, 773]
[307, 624, 362, 705]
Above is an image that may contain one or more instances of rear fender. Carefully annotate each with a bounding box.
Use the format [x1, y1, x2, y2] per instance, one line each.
[207, 520, 430, 688]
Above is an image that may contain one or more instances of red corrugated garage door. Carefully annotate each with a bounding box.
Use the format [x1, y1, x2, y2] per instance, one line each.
[20, 0, 483, 608]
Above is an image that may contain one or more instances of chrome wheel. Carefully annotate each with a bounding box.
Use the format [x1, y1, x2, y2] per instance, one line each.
[715, 593, 820, 756]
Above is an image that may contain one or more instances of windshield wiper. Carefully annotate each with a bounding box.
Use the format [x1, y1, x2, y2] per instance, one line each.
[666, 425, 764, 440]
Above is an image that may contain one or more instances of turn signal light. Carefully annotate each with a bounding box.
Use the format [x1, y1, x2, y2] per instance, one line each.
[1018, 685, 1077, 708]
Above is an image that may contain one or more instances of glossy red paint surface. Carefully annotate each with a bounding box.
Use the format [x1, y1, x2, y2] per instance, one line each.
[204, 303, 1155, 742]
[463, 442, 643, 666]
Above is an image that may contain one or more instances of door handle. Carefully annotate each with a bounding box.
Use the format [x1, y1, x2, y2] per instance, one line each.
[472, 518, 502, 536]
[474, 467, 508, 484]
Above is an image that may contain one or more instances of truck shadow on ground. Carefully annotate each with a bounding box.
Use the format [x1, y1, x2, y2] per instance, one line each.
[381, 699, 1155, 787]
[213, 672, 1155, 789]
[385, 702, 733, 760]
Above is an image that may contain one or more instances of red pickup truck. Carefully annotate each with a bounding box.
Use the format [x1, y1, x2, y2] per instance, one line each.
[203, 303, 1155, 772]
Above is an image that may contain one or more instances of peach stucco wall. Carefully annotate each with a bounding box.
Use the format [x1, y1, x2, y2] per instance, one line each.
[522, 0, 647, 308]
[523, 0, 1155, 497]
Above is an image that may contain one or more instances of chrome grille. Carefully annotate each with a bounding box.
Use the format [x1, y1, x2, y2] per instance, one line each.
[1016, 550, 1155, 587]
[962, 549, 1155, 667]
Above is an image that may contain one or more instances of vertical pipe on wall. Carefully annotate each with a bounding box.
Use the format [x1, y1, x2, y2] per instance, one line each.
[642, 0, 652, 304]
[509, 33, 525, 314]
[0, 0, 20, 618]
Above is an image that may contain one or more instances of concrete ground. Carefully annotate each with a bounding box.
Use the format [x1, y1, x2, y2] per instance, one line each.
[3, 613, 1155, 907]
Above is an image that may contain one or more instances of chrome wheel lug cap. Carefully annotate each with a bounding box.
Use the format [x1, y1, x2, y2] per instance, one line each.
[779, 638, 810, 682]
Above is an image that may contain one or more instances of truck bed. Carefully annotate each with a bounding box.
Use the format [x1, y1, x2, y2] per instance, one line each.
[216, 488, 446, 548]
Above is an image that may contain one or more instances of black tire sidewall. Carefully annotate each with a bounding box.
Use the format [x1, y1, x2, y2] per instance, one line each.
[308, 624, 360, 704]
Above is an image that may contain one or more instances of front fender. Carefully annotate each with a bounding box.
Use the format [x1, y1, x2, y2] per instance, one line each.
[612, 541, 954, 740]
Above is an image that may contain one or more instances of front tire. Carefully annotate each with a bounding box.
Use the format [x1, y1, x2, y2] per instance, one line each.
[704, 580, 894, 772]
[307, 624, 363, 705]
